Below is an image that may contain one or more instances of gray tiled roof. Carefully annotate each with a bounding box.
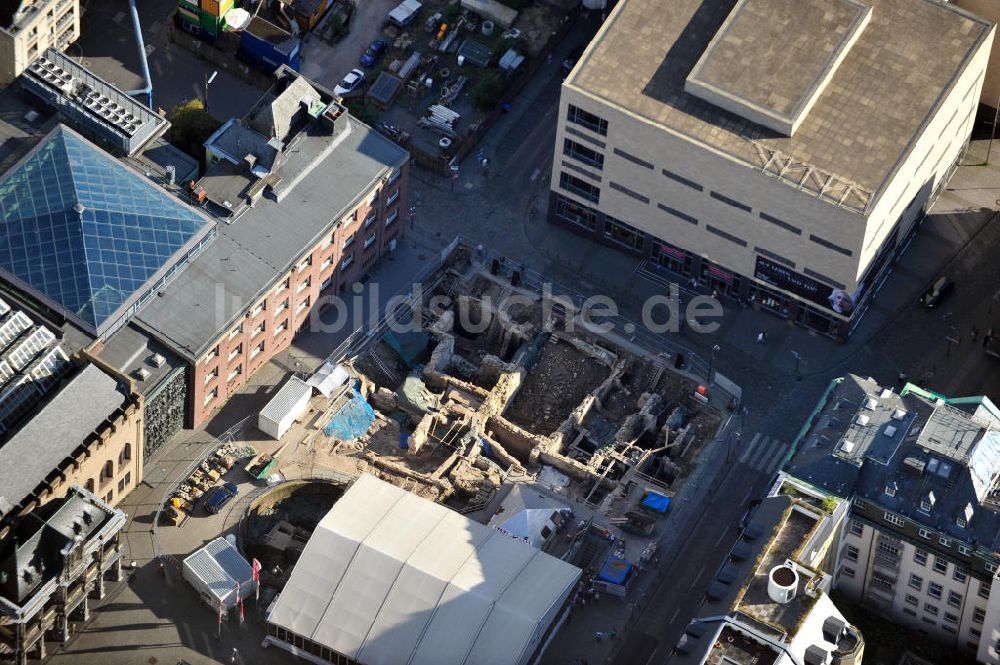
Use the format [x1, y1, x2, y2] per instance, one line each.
[0, 364, 127, 508]
[787, 376, 1000, 553]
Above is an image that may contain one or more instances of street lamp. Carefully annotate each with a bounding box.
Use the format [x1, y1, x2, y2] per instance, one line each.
[204, 70, 218, 113]
[707, 344, 720, 385]
[791, 350, 802, 381]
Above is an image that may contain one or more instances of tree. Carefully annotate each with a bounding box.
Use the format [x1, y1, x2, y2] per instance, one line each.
[471, 70, 505, 110]
[169, 99, 221, 166]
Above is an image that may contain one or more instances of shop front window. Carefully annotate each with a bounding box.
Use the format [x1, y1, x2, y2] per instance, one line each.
[555, 195, 598, 230]
[603, 216, 643, 250]
[652, 242, 693, 275]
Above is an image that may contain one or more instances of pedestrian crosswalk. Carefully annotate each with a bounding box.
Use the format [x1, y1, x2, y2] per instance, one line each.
[736, 432, 789, 474]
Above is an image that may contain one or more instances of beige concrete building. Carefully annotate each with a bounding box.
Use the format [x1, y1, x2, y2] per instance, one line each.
[0, 0, 80, 86]
[551, 0, 994, 339]
[0, 361, 144, 516]
[957, 0, 1000, 109]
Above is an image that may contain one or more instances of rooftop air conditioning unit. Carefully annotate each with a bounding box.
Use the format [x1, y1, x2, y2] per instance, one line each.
[884, 425, 897, 437]
[855, 414, 869, 426]
[891, 409, 906, 420]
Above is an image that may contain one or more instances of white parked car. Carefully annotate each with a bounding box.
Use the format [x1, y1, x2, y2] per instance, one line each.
[334, 69, 366, 97]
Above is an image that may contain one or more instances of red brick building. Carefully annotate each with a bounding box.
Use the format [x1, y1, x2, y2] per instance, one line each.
[131, 67, 410, 427]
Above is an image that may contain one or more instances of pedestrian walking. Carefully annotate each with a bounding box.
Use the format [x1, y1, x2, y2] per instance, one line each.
[756, 331, 765, 344]
[594, 631, 604, 643]
[231, 648, 239, 665]
[711, 289, 718, 300]
[593, 591, 600, 602]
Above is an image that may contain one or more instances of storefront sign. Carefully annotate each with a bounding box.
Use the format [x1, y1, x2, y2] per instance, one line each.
[706, 264, 733, 282]
[754, 257, 854, 315]
[657, 243, 685, 260]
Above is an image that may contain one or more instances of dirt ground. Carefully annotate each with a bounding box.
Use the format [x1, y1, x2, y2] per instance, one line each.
[504, 340, 610, 435]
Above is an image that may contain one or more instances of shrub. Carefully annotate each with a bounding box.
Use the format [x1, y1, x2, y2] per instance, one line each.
[168, 99, 221, 167]
[471, 70, 505, 110]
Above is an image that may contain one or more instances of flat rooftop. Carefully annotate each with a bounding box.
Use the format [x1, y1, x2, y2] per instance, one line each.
[568, 0, 993, 212]
[686, 0, 871, 135]
[134, 117, 407, 360]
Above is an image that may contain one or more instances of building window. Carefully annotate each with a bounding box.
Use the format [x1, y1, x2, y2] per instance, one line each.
[612, 147, 653, 169]
[386, 189, 400, 207]
[118, 443, 132, 466]
[275, 298, 289, 316]
[205, 346, 219, 363]
[928, 582, 943, 599]
[343, 233, 356, 249]
[363, 233, 376, 249]
[905, 594, 918, 606]
[609, 181, 650, 204]
[661, 168, 703, 192]
[884, 512, 905, 527]
[297, 255, 312, 272]
[933, 558, 948, 575]
[948, 591, 963, 608]
[559, 172, 600, 203]
[845, 545, 859, 561]
[564, 139, 604, 170]
[227, 365, 242, 382]
[204, 386, 218, 406]
[973, 608, 986, 624]
[368, 191, 379, 207]
[567, 104, 608, 135]
[341, 255, 354, 270]
[275, 277, 290, 295]
[854, 500, 867, 511]
[918, 528, 931, 539]
[902, 607, 917, 617]
[914, 549, 928, 566]
[227, 344, 242, 362]
[297, 277, 311, 293]
[871, 573, 894, 591]
[364, 211, 377, 228]
[956, 517, 967, 528]
[105, 490, 113, 504]
[958, 545, 971, 556]
[710, 191, 751, 212]
[979, 580, 991, 599]
[604, 217, 643, 250]
[321, 255, 334, 270]
[970, 627, 982, 638]
[924, 603, 939, 616]
[987, 562, 997, 574]
[387, 169, 400, 185]
[276, 319, 289, 334]
[385, 210, 399, 227]
[809, 233, 853, 257]
[118, 478, 125, 493]
[322, 233, 333, 249]
[85, 478, 95, 493]
[251, 340, 264, 359]
[228, 324, 243, 340]
[252, 322, 265, 338]
[841, 566, 855, 578]
[909, 574, 923, 591]
[706, 224, 748, 248]
[251, 302, 265, 317]
[849, 520, 864, 537]
[884, 483, 896, 497]
[124, 471, 130, 487]
[555, 195, 598, 230]
[297, 297, 310, 314]
[205, 366, 219, 384]
[759, 211, 802, 235]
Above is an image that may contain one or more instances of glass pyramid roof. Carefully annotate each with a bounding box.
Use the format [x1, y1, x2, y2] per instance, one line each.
[0, 126, 211, 332]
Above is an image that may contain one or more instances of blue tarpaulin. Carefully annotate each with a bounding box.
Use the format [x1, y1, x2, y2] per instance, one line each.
[598, 556, 632, 585]
[323, 388, 376, 441]
[641, 491, 671, 514]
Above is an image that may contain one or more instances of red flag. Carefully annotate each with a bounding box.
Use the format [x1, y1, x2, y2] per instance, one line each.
[240, 598, 245, 624]
[253, 558, 261, 602]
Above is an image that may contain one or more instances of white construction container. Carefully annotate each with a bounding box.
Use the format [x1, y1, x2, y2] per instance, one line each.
[182, 538, 255, 611]
[258, 376, 313, 439]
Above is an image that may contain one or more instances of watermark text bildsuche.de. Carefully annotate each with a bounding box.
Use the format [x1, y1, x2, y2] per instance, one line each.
[214, 281, 723, 338]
